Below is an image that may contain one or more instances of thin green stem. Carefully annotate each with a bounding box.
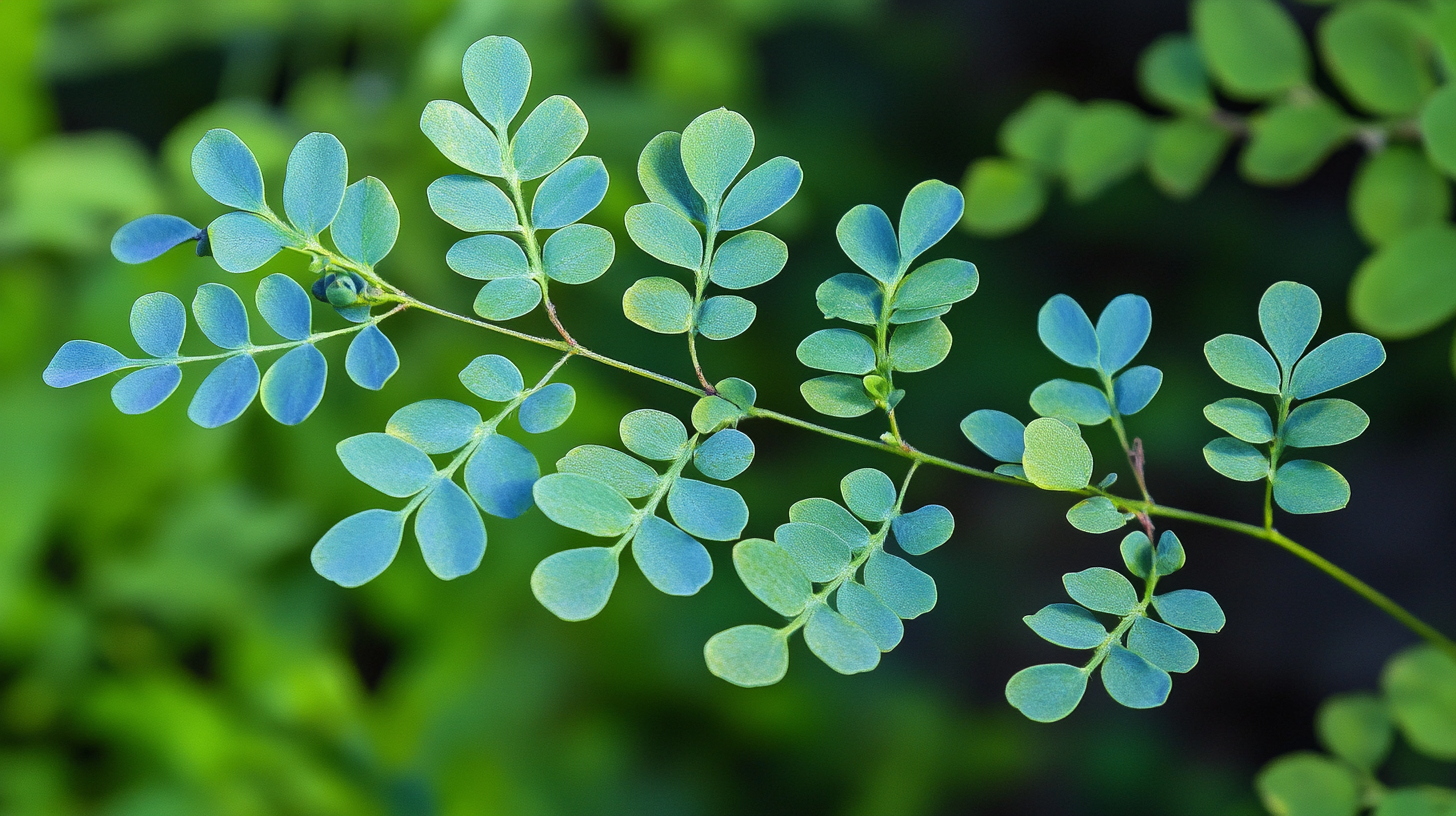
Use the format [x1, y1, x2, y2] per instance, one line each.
[685, 213, 722, 391]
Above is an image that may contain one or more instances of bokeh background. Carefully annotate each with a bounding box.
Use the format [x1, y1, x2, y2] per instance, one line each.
[2, 0, 1455, 813]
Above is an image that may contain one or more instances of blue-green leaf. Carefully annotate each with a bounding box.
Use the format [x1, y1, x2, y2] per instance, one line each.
[1152, 589, 1226, 632]
[801, 375, 876, 418]
[112, 365, 182, 414]
[1203, 436, 1270, 482]
[710, 230, 787, 290]
[464, 433, 539, 518]
[894, 258, 979, 310]
[704, 625, 789, 687]
[510, 95, 588, 181]
[774, 522, 851, 582]
[473, 277, 542, 321]
[543, 223, 614, 284]
[624, 202, 703, 270]
[719, 156, 802, 230]
[462, 35, 531, 130]
[447, 234, 529, 280]
[260, 343, 326, 425]
[1067, 497, 1127, 534]
[532, 473, 636, 537]
[620, 409, 688, 461]
[188, 355, 259, 428]
[519, 382, 575, 433]
[864, 550, 936, 619]
[697, 296, 756, 341]
[668, 478, 748, 541]
[345, 325, 398, 390]
[891, 505, 954, 555]
[532, 547, 618, 621]
[1204, 397, 1273, 443]
[208, 212, 293, 274]
[428, 175, 517, 232]
[420, 99, 503, 176]
[1025, 603, 1108, 649]
[1030, 379, 1110, 425]
[680, 108, 754, 205]
[130, 292, 186, 358]
[459, 354, 523, 401]
[841, 468, 897, 523]
[311, 509, 405, 587]
[112, 214, 200, 264]
[1114, 365, 1163, 414]
[797, 329, 876, 375]
[1063, 567, 1137, 615]
[1022, 417, 1094, 490]
[1127, 617, 1199, 673]
[804, 604, 881, 675]
[1121, 531, 1154, 578]
[192, 128, 266, 212]
[960, 409, 1026, 463]
[1205, 334, 1281, 394]
[416, 479, 486, 580]
[888, 317, 952, 373]
[387, 399, 481, 454]
[693, 429, 753, 480]
[1038, 294, 1100, 369]
[637, 131, 706, 223]
[255, 274, 311, 341]
[1006, 663, 1089, 723]
[283, 132, 347, 237]
[336, 432, 435, 497]
[898, 180, 963, 264]
[558, 445, 659, 499]
[815, 273, 882, 325]
[837, 204, 900, 283]
[623, 276, 693, 334]
[1259, 281, 1322, 372]
[1095, 294, 1152, 373]
[789, 498, 870, 551]
[633, 515, 711, 596]
[1273, 459, 1350, 514]
[733, 538, 812, 616]
[532, 155, 607, 230]
[836, 581, 904, 652]
[333, 177, 399, 268]
[1291, 333, 1386, 399]
[1101, 644, 1172, 708]
[1156, 530, 1186, 575]
[1283, 399, 1369, 448]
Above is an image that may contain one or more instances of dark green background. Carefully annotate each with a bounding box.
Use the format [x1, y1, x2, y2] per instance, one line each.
[1, 0, 1453, 813]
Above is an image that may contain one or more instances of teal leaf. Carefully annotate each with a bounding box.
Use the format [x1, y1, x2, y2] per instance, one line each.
[680, 108, 754, 205]
[719, 156, 802, 230]
[668, 478, 748, 541]
[709, 230, 787, 289]
[891, 505, 954, 555]
[774, 522, 851, 582]
[836, 581, 904, 652]
[1203, 436, 1270, 481]
[897, 180, 964, 264]
[637, 131, 706, 223]
[311, 509, 405, 587]
[447, 234, 529, 280]
[283, 132, 347, 237]
[532, 547, 618, 621]
[1066, 497, 1127, 534]
[518, 382, 575, 433]
[345, 325, 398, 390]
[207, 212, 292, 273]
[693, 429, 754, 480]
[255, 274, 312, 341]
[510, 95, 588, 180]
[801, 375, 876, 418]
[837, 204, 900, 283]
[797, 329, 876, 375]
[625, 202, 703, 270]
[1155, 530, 1186, 575]
[733, 538, 812, 617]
[419, 99, 503, 177]
[462, 35, 531, 130]
[692, 396, 743, 435]
[336, 433, 436, 497]
[1121, 531, 1154, 578]
[620, 409, 688, 461]
[459, 354, 523, 401]
[111, 214, 201, 264]
[1101, 644, 1172, 708]
[111, 365, 182, 414]
[1024, 603, 1108, 649]
[996, 464, 1027, 479]
[1256, 753, 1362, 816]
[960, 409, 1026, 463]
[1038, 294, 1100, 368]
[716, 377, 757, 409]
[704, 625, 789, 687]
[804, 604, 880, 675]
[864, 550, 936, 619]
[415, 479, 486, 580]
[1113, 365, 1162, 414]
[532, 155, 608, 230]
[1283, 399, 1369, 448]
[1203, 397, 1274, 443]
[888, 317, 952, 372]
[789, 498, 871, 551]
[1291, 333, 1386, 399]
[889, 305, 952, 325]
[259, 343, 326, 425]
[474, 277, 542, 321]
[188, 355, 260, 428]
[841, 468, 897, 522]
[130, 292, 186, 358]
[192, 128, 266, 212]
[1030, 379, 1111, 425]
[1273, 459, 1350, 514]
[543, 223, 614, 284]
[464, 433, 539, 518]
[1152, 589, 1226, 632]
[558, 445, 659, 499]
[428, 175, 517, 232]
[1021, 417, 1094, 490]
[1006, 663, 1089, 723]
[1259, 281, 1322, 372]
[815, 273, 882, 325]
[1095, 294, 1152, 373]
[1063, 566, 1138, 615]
[894, 258, 979, 311]
[633, 515, 712, 596]
[388, 400, 481, 454]
[1127, 617, 1199, 673]
[532, 473, 636, 537]
[697, 295, 756, 341]
[333, 177, 399, 268]
[1205, 334, 1281, 394]
[623, 276, 693, 334]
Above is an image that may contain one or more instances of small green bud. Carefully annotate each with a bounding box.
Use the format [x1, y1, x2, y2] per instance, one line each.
[325, 275, 360, 307]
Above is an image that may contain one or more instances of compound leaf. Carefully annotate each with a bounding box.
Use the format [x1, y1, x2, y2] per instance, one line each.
[532, 155, 608, 229]
[1272, 460, 1350, 514]
[283, 132, 347, 238]
[415, 479, 486, 580]
[895, 258, 979, 311]
[532, 473, 635, 537]
[1102, 644, 1173, 709]
[459, 354, 522, 401]
[336, 432, 435, 498]
[1006, 663, 1089, 723]
[620, 409, 688, 461]
[532, 547, 618, 621]
[518, 382, 576, 434]
[188, 355, 259, 428]
[1025, 603, 1107, 649]
[816, 273, 882, 325]
[333, 177, 399, 268]
[733, 538, 812, 617]
[1063, 567, 1137, 615]
[719, 156, 802, 230]
[311, 509, 405, 588]
[625, 202, 703, 270]
[464, 433, 540, 518]
[387, 399, 481, 454]
[633, 515, 711, 596]
[259, 343, 326, 426]
[705, 625, 789, 688]
[510, 95, 588, 181]
[891, 505, 954, 555]
[345, 325, 398, 391]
